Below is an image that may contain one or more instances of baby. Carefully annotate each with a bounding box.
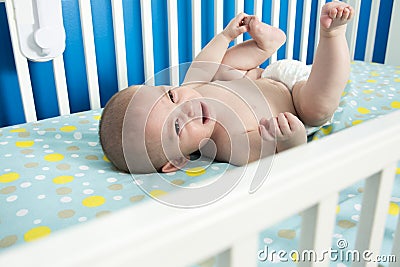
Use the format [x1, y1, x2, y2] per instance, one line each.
[99, 1, 354, 173]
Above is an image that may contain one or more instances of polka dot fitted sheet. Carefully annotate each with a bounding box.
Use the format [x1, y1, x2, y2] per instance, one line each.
[0, 61, 399, 266]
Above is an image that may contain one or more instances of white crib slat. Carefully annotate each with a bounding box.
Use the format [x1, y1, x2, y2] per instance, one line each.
[192, 0, 202, 59]
[231, 234, 258, 267]
[167, 0, 179, 86]
[299, 0, 312, 63]
[111, 0, 128, 91]
[53, 56, 70, 115]
[299, 192, 339, 267]
[214, 0, 223, 35]
[235, 0, 244, 44]
[390, 216, 400, 267]
[254, 0, 263, 23]
[270, 0, 280, 63]
[5, 0, 37, 122]
[313, 0, 325, 61]
[140, 0, 155, 85]
[286, 0, 296, 60]
[353, 163, 397, 267]
[364, 0, 380, 62]
[385, 0, 400, 65]
[78, 0, 101, 109]
[345, 0, 360, 61]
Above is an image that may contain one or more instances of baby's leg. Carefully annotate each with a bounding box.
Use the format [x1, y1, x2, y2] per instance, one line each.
[292, 1, 354, 126]
[219, 16, 286, 72]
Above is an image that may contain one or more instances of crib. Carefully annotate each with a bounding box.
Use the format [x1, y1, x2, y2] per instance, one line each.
[0, 0, 400, 266]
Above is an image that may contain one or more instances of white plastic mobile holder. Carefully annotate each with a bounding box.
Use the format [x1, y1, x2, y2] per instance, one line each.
[11, 0, 66, 62]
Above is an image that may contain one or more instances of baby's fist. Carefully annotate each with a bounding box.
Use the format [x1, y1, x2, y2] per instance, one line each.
[222, 13, 249, 41]
[259, 112, 306, 144]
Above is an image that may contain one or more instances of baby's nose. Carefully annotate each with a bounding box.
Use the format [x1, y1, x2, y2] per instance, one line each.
[181, 101, 194, 117]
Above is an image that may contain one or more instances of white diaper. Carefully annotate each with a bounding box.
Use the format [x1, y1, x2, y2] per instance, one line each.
[261, 59, 312, 91]
[262, 59, 332, 136]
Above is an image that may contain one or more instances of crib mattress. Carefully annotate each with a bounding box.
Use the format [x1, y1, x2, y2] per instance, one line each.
[1, 61, 400, 266]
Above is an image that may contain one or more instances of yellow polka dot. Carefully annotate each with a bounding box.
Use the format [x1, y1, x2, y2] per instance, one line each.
[396, 168, 400, 175]
[395, 78, 400, 83]
[363, 89, 374, 94]
[24, 226, 51, 242]
[0, 172, 20, 183]
[149, 190, 167, 198]
[390, 101, 400, 109]
[395, 70, 400, 74]
[44, 153, 64, 162]
[10, 128, 26, 133]
[366, 79, 377, 83]
[347, 80, 351, 84]
[370, 71, 379, 77]
[341, 91, 347, 97]
[60, 126, 77, 132]
[93, 115, 101, 121]
[352, 120, 363, 126]
[82, 196, 106, 207]
[15, 141, 34, 148]
[336, 205, 340, 214]
[388, 202, 399, 215]
[103, 155, 110, 162]
[320, 125, 332, 135]
[53, 175, 74, 184]
[357, 107, 371, 114]
[290, 252, 298, 262]
[185, 167, 206, 177]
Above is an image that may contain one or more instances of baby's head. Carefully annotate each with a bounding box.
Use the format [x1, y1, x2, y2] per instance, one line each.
[99, 84, 216, 173]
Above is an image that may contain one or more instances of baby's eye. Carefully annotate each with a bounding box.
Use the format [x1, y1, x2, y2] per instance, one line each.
[174, 119, 180, 135]
[168, 90, 175, 103]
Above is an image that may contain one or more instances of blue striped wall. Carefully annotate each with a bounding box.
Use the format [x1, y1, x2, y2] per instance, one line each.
[0, 0, 394, 127]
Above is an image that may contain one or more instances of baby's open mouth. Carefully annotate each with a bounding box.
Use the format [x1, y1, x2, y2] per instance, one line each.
[200, 102, 209, 124]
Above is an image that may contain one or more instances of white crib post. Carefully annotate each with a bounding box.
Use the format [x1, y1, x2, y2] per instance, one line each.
[353, 163, 397, 267]
[313, 0, 325, 61]
[111, 0, 128, 91]
[270, 0, 280, 63]
[345, 0, 361, 61]
[230, 235, 258, 267]
[52, 56, 70, 115]
[234, 0, 244, 44]
[299, 192, 339, 267]
[167, 0, 179, 86]
[286, 0, 296, 60]
[140, 0, 155, 85]
[254, 0, 263, 24]
[385, 0, 400, 65]
[78, 0, 101, 109]
[191, 0, 202, 58]
[214, 0, 223, 36]
[4, 0, 37, 122]
[299, 0, 311, 63]
[390, 215, 400, 267]
[364, 0, 381, 62]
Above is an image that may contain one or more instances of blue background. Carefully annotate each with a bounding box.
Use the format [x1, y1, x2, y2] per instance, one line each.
[0, 0, 394, 127]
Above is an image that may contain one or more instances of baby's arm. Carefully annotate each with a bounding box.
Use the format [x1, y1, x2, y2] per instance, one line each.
[183, 13, 249, 84]
[259, 112, 307, 152]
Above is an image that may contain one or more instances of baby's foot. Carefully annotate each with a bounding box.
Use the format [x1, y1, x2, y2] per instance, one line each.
[320, 1, 354, 35]
[243, 15, 286, 53]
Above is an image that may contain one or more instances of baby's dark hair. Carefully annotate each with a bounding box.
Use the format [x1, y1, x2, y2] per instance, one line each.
[99, 86, 169, 173]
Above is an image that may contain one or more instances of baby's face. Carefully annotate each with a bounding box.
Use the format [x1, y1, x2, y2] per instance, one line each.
[141, 85, 216, 164]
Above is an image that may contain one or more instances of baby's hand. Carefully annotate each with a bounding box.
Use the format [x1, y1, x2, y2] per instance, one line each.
[259, 112, 307, 151]
[222, 13, 250, 41]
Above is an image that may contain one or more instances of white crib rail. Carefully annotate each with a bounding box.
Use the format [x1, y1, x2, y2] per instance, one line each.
[1, 110, 399, 267]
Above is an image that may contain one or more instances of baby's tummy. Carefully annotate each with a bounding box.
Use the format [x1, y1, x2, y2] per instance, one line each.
[254, 78, 297, 117]
[209, 78, 275, 128]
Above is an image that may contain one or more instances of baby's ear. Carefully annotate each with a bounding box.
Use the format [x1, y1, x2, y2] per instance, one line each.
[161, 157, 189, 173]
